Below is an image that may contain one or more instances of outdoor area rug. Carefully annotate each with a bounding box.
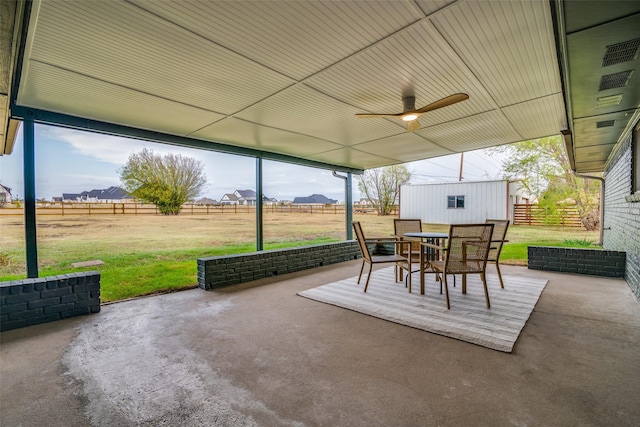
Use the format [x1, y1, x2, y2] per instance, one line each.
[297, 267, 548, 352]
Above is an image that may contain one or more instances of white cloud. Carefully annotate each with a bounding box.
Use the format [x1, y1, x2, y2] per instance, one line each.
[42, 127, 192, 165]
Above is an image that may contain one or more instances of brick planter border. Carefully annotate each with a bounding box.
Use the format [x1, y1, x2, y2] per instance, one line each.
[527, 246, 626, 277]
[198, 241, 361, 290]
[1, 272, 101, 332]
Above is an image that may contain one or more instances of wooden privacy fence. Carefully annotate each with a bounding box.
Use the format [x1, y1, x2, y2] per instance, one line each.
[513, 203, 583, 227]
[0, 202, 387, 216]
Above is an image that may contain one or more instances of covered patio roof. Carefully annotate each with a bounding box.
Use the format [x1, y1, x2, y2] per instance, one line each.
[2, 1, 638, 173]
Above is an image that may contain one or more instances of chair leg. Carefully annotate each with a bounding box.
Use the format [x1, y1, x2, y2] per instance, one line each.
[363, 264, 373, 293]
[443, 272, 451, 309]
[481, 271, 491, 309]
[357, 260, 365, 284]
[407, 261, 412, 294]
[495, 261, 504, 288]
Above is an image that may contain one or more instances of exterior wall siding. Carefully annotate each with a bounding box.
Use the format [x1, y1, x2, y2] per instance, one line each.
[400, 181, 508, 224]
[603, 133, 640, 299]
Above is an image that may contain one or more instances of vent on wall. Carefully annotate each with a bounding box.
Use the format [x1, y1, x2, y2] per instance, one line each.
[595, 94, 623, 108]
[599, 70, 633, 91]
[596, 120, 616, 128]
[602, 38, 640, 67]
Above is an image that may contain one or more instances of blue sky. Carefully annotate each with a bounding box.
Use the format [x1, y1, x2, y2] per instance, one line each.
[0, 124, 505, 202]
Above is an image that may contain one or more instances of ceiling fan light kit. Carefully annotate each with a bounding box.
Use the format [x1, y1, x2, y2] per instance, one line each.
[355, 93, 469, 132]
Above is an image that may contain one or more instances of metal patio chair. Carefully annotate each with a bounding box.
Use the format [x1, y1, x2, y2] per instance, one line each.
[352, 221, 412, 293]
[486, 219, 510, 289]
[421, 223, 494, 309]
[393, 219, 423, 282]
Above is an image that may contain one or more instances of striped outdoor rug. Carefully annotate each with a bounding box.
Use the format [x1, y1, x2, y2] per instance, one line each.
[297, 267, 547, 352]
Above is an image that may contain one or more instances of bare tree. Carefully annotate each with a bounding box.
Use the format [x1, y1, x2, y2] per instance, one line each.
[357, 165, 412, 215]
[119, 148, 207, 215]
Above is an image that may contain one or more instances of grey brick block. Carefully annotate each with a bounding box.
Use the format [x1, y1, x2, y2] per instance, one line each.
[28, 297, 62, 309]
[5, 292, 41, 304]
[2, 303, 28, 314]
[40, 287, 72, 298]
[44, 303, 76, 314]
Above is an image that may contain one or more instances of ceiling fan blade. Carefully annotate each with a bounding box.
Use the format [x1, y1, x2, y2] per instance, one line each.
[407, 120, 421, 132]
[415, 93, 469, 114]
[355, 113, 402, 118]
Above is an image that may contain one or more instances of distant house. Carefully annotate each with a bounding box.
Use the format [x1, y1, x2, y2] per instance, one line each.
[62, 186, 133, 203]
[235, 189, 257, 205]
[219, 193, 239, 205]
[354, 197, 374, 206]
[195, 197, 217, 205]
[292, 194, 338, 205]
[220, 189, 276, 205]
[0, 184, 12, 204]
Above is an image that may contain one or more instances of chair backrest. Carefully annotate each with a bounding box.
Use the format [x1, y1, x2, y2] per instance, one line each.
[393, 219, 422, 255]
[352, 221, 372, 262]
[485, 219, 510, 261]
[445, 224, 494, 269]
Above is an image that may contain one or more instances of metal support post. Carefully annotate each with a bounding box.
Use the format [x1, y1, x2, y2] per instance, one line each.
[23, 118, 39, 277]
[256, 157, 263, 251]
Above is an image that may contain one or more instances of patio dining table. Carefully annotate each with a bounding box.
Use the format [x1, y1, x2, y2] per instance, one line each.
[404, 232, 449, 294]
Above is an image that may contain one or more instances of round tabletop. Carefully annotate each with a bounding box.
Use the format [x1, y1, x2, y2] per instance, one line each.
[404, 232, 449, 239]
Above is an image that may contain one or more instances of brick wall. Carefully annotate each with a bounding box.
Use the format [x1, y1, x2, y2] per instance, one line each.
[198, 241, 361, 290]
[0, 272, 101, 332]
[528, 246, 626, 277]
[603, 134, 640, 299]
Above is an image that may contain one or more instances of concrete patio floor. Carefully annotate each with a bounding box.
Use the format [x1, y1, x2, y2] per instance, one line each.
[1, 261, 639, 426]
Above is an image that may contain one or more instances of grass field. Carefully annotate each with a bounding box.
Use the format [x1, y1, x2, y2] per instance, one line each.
[0, 213, 599, 302]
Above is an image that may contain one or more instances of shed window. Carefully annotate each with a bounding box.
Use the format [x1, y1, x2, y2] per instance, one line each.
[447, 195, 465, 209]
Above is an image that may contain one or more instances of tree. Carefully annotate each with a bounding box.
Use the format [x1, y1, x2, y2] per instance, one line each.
[357, 165, 412, 215]
[490, 136, 601, 230]
[119, 148, 207, 215]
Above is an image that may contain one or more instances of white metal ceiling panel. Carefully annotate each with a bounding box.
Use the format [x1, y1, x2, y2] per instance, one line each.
[564, 1, 640, 34]
[234, 84, 405, 145]
[415, 0, 458, 16]
[26, 0, 295, 115]
[567, 14, 640, 119]
[304, 19, 495, 123]
[20, 62, 225, 137]
[575, 145, 615, 162]
[432, 0, 560, 107]
[308, 147, 397, 170]
[352, 133, 453, 163]
[572, 113, 632, 148]
[501, 94, 567, 140]
[0, 95, 6, 142]
[191, 117, 344, 158]
[130, 0, 424, 81]
[574, 160, 607, 172]
[420, 110, 522, 152]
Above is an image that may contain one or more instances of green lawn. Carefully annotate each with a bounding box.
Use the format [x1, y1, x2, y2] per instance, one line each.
[0, 238, 337, 302]
[0, 214, 600, 302]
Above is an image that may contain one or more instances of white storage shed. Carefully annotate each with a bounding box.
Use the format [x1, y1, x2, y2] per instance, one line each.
[399, 180, 528, 224]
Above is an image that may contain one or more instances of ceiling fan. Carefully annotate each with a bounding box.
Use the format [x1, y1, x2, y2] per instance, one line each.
[355, 93, 469, 132]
